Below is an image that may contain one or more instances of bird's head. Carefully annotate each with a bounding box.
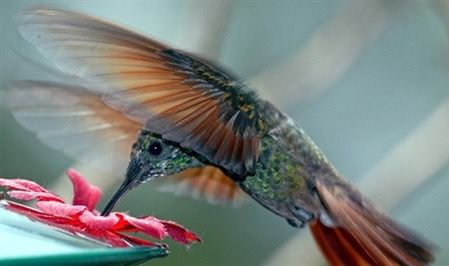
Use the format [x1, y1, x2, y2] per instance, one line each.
[101, 131, 203, 215]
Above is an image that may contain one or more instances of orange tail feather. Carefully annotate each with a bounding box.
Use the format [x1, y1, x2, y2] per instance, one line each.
[310, 220, 377, 266]
[311, 180, 435, 266]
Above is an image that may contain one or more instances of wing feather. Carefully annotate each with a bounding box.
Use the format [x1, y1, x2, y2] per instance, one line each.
[3, 80, 139, 177]
[160, 166, 246, 205]
[16, 8, 263, 175]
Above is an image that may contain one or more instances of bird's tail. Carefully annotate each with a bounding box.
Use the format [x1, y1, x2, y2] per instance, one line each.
[310, 179, 435, 266]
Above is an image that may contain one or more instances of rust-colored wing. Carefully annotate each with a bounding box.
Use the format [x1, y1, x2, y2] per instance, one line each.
[160, 166, 246, 205]
[312, 179, 434, 266]
[3, 80, 245, 205]
[3, 80, 140, 177]
[16, 8, 263, 176]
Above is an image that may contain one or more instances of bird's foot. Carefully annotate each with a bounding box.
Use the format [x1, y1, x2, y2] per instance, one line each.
[286, 206, 315, 228]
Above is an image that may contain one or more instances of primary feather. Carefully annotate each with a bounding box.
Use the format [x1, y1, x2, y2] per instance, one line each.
[16, 8, 263, 176]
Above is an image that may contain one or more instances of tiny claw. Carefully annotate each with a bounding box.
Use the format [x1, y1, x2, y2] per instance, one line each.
[287, 218, 305, 228]
[292, 206, 314, 222]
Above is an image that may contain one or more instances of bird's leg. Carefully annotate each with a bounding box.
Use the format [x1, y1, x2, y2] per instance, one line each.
[287, 206, 316, 228]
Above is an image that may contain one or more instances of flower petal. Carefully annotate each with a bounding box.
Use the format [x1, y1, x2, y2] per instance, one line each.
[116, 232, 157, 247]
[122, 215, 166, 240]
[0, 178, 47, 192]
[90, 229, 131, 247]
[7, 191, 65, 203]
[79, 211, 120, 230]
[5, 201, 141, 247]
[161, 220, 202, 244]
[6, 200, 84, 231]
[36, 201, 87, 217]
[67, 169, 102, 210]
[2, 169, 201, 248]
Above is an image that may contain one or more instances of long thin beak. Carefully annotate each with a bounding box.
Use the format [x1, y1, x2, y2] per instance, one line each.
[100, 177, 136, 216]
[101, 157, 144, 216]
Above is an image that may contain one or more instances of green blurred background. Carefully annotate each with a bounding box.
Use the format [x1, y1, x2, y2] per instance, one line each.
[1, 1, 448, 265]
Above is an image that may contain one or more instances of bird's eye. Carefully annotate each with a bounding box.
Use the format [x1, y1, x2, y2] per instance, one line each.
[148, 141, 163, 156]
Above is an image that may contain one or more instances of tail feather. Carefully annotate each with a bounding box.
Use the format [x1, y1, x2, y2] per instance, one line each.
[310, 220, 377, 265]
[311, 179, 434, 266]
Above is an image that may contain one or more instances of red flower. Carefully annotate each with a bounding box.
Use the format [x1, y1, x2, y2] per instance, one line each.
[0, 169, 201, 248]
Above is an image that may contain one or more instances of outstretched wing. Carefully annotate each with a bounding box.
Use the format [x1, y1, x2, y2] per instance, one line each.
[3, 80, 245, 204]
[16, 8, 264, 176]
[2, 80, 140, 177]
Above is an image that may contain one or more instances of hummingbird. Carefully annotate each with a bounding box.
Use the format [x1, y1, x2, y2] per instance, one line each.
[6, 8, 434, 265]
